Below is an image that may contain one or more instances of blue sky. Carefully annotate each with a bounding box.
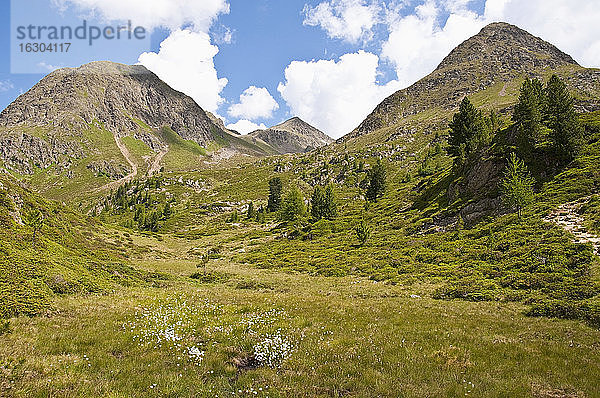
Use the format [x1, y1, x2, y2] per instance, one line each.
[1, 0, 599, 138]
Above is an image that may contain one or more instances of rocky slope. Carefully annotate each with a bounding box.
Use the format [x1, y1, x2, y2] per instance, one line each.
[343, 22, 600, 142]
[246, 117, 333, 154]
[0, 61, 272, 195]
[0, 62, 229, 146]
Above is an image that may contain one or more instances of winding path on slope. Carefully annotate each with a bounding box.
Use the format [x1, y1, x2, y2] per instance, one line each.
[95, 134, 138, 193]
[544, 197, 600, 255]
[148, 144, 169, 176]
[96, 133, 170, 193]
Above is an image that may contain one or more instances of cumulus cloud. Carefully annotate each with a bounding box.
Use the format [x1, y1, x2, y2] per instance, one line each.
[382, 0, 485, 86]
[228, 86, 279, 120]
[52, 0, 229, 32]
[55, 0, 231, 115]
[278, 51, 401, 138]
[303, 0, 381, 43]
[138, 29, 228, 113]
[226, 120, 267, 135]
[37, 62, 63, 72]
[483, 0, 600, 68]
[303, 0, 600, 110]
[381, 0, 600, 87]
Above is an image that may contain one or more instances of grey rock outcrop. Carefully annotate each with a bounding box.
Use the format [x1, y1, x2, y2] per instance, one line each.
[0, 132, 83, 174]
[0, 61, 228, 147]
[0, 61, 272, 177]
[247, 117, 333, 154]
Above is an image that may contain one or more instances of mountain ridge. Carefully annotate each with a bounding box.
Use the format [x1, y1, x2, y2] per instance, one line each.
[342, 22, 599, 143]
[0, 61, 278, 198]
[245, 117, 333, 154]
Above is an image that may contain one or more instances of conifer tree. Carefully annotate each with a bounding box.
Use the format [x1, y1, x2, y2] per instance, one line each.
[255, 206, 266, 223]
[323, 183, 337, 220]
[448, 97, 493, 165]
[500, 153, 535, 218]
[310, 185, 325, 221]
[162, 201, 172, 219]
[366, 159, 386, 202]
[513, 77, 545, 150]
[545, 75, 583, 163]
[311, 184, 338, 221]
[145, 210, 160, 232]
[279, 187, 305, 222]
[267, 177, 283, 212]
[246, 202, 255, 220]
[355, 218, 371, 246]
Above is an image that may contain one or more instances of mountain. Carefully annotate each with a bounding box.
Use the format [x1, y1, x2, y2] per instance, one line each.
[4, 21, 600, 396]
[343, 22, 600, 143]
[0, 61, 272, 199]
[206, 111, 241, 135]
[245, 117, 333, 154]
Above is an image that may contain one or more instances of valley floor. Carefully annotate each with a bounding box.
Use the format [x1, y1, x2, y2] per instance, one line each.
[1, 231, 599, 398]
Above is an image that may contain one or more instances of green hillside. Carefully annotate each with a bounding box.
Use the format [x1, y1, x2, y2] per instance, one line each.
[2, 23, 600, 398]
[0, 172, 163, 318]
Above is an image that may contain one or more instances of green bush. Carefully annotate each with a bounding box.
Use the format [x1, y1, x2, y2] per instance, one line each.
[526, 299, 600, 327]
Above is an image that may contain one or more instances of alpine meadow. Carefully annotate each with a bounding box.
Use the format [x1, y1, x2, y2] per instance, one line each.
[2, 11, 600, 398]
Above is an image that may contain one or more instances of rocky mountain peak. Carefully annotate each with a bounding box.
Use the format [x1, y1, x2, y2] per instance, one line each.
[66, 61, 150, 75]
[0, 61, 227, 148]
[344, 22, 593, 141]
[246, 117, 333, 154]
[273, 117, 322, 135]
[0, 60, 275, 178]
[435, 22, 578, 73]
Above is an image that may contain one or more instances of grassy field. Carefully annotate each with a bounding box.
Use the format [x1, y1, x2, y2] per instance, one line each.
[3, 78, 600, 396]
[2, 230, 599, 398]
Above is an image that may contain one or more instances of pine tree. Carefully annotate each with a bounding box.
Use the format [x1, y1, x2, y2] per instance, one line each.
[323, 183, 337, 220]
[366, 159, 386, 202]
[255, 206, 266, 223]
[228, 210, 239, 223]
[488, 110, 500, 133]
[545, 75, 583, 163]
[448, 97, 493, 165]
[246, 202, 255, 220]
[500, 153, 535, 218]
[310, 185, 325, 221]
[310, 184, 337, 222]
[23, 208, 44, 245]
[513, 78, 545, 151]
[162, 201, 172, 219]
[137, 209, 146, 229]
[147, 211, 160, 232]
[267, 177, 283, 212]
[279, 187, 305, 222]
[355, 218, 371, 246]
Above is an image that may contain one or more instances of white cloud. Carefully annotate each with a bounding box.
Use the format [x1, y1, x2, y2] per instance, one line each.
[382, 0, 485, 86]
[55, 0, 231, 115]
[226, 120, 267, 135]
[483, 0, 600, 68]
[278, 50, 401, 138]
[380, 0, 600, 88]
[228, 86, 279, 121]
[138, 29, 228, 113]
[52, 0, 229, 32]
[0, 80, 14, 93]
[37, 62, 63, 72]
[303, 0, 381, 43]
[214, 26, 234, 45]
